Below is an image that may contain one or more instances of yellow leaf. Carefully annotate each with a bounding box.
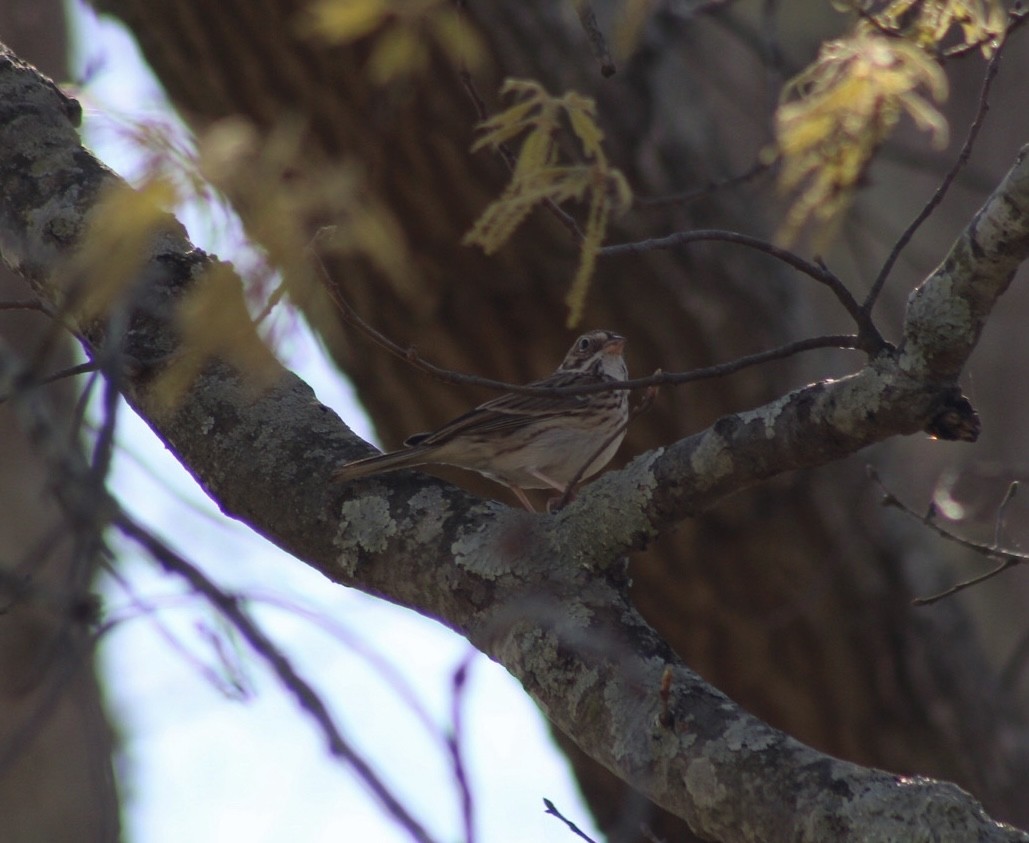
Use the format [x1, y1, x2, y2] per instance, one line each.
[428, 9, 486, 70]
[368, 27, 430, 84]
[472, 100, 541, 151]
[499, 78, 544, 99]
[69, 179, 180, 322]
[608, 170, 634, 214]
[465, 78, 627, 316]
[613, 0, 655, 60]
[463, 189, 538, 253]
[302, 0, 389, 42]
[857, 0, 1005, 57]
[154, 262, 280, 408]
[565, 94, 605, 159]
[513, 127, 555, 178]
[773, 30, 949, 242]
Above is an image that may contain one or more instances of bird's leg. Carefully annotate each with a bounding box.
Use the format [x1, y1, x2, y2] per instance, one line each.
[528, 468, 576, 513]
[546, 490, 575, 513]
[527, 468, 567, 493]
[509, 485, 537, 512]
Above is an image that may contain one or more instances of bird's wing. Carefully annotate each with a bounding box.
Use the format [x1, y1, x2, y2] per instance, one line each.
[405, 372, 602, 447]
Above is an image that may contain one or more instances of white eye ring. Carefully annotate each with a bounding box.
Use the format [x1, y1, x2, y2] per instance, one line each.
[578, 337, 592, 352]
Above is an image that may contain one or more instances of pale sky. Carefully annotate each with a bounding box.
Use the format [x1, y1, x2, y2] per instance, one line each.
[67, 4, 602, 841]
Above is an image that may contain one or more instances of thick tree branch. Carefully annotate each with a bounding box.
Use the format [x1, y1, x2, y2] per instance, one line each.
[2, 44, 1028, 842]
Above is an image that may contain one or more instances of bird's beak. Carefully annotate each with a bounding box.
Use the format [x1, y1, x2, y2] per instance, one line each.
[603, 336, 626, 355]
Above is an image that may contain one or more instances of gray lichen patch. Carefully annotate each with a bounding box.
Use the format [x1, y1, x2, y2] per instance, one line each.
[734, 391, 794, 441]
[624, 447, 663, 498]
[335, 494, 397, 574]
[689, 429, 733, 481]
[684, 756, 730, 809]
[450, 520, 498, 576]
[404, 486, 451, 543]
[724, 714, 777, 753]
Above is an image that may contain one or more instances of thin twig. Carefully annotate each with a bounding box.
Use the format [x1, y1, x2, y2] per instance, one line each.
[87, 316, 125, 508]
[598, 334, 861, 392]
[249, 592, 446, 741]
[941, 7, 1027, 61]
[254, 277, 288, 326]
[447, 654, 476, 843]
[317, 258, 863, 399]
[601, 228, 884, 349]
[912, 557, 1020, 606]
[869, 468, 1029, 606]
[104, 564, 252, 700]
[64, 308, 131, 610]
[2, 336, 431, 841]
[574, 0, 617, 77]
[543, 798, 598, 843]
[0, 360, 99, 403]
[863, 19, 1014, 314]
[70, 367, 102, 453]
[993, 480, 1019, 548]
[114, 511, 438, 843]
[0, 299, 50, 312]
[634, 160, 771, 208]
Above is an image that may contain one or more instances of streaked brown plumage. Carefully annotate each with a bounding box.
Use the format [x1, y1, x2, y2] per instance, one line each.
[333, 330, 629, 509]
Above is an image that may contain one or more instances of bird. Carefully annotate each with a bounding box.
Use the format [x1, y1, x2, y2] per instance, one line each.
[333, 329, 629, 510]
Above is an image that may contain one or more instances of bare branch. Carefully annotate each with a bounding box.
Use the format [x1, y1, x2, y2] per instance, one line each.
[543, 798, 599, 843]
[940, 7, 1029, 61]
[316, 245, 863, 397]
[0, 360, 99, 403]
[869, 470, 1029, 605]
[994, 481, 1019, 548]
[113, 512, 438, 843]
[600, 228, 884, 348]
[0, 311, 437, 843]
[864, 23, 1011, 314]
[573, 0, 617, 77]
[0, 298, 49, 312]
[634, 160, 772, 208]
[447, 655, 476, 843]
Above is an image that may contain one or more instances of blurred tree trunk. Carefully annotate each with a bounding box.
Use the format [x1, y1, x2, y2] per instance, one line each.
[0, 4, 121, 841]
[88, 0, 1029, 837]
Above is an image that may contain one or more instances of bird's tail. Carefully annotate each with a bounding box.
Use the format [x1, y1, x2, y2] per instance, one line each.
[332, 446, 433, 482]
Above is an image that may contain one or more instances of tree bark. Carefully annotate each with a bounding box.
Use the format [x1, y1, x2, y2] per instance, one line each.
[0, 6, 120, 841]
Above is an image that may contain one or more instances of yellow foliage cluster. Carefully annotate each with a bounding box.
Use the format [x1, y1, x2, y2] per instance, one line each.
[197, 117, 414, 298]
[612, 0, 658, 62]
[69, 178, 179, 323]
[775, 29, 950, 243]
[302, 0, 484, 84]
[844, 0, 1006, 56]
[70, 176, 281, 407]
[71, 114, 417, 407]
[155, 261, 284, 408]
[464, 80, 632, 327]
[774, 0, 1007, 242]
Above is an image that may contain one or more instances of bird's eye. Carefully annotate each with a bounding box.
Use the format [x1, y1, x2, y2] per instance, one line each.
[577, 337, 592, 353]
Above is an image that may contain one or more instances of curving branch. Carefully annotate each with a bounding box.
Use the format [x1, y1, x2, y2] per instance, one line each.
[2, 43, 1029, 842]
